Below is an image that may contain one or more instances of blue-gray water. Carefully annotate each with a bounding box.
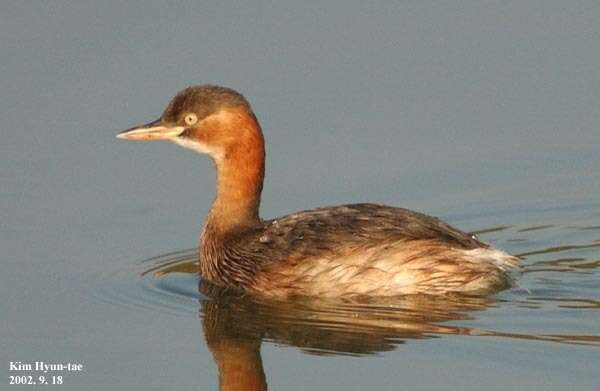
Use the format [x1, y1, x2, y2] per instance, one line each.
[2, 1, 599, 390]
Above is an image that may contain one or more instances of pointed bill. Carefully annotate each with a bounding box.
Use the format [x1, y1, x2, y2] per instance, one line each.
[116, 119, 185, 141]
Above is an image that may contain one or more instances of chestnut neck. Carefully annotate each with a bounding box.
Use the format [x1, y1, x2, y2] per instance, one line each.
[205, 113, 265, 235]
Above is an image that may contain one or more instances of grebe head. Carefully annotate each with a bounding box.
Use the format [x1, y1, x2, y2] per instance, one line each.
[118, 85, 266, 228]
[117, 85, 261, 161]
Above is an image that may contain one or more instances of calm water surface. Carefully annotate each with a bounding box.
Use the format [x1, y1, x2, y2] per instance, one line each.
[3, 2, 600, 390]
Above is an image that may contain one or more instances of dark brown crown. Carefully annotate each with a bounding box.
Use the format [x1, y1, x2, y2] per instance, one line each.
[161, 85, 250, 124]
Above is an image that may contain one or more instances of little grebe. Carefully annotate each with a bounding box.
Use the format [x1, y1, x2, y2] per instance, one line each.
[117, 85, 518, 298]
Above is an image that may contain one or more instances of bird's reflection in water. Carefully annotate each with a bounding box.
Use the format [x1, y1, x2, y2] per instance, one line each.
[199, 281, 493, 391]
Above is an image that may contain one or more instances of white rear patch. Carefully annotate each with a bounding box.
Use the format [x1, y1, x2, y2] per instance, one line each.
[463, 248, 520, 271]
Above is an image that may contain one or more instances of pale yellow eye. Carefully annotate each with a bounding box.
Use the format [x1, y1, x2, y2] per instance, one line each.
[184, 113, 198, 126]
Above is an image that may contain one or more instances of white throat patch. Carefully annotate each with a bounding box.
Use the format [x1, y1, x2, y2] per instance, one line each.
[172, 137, 223, 160]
